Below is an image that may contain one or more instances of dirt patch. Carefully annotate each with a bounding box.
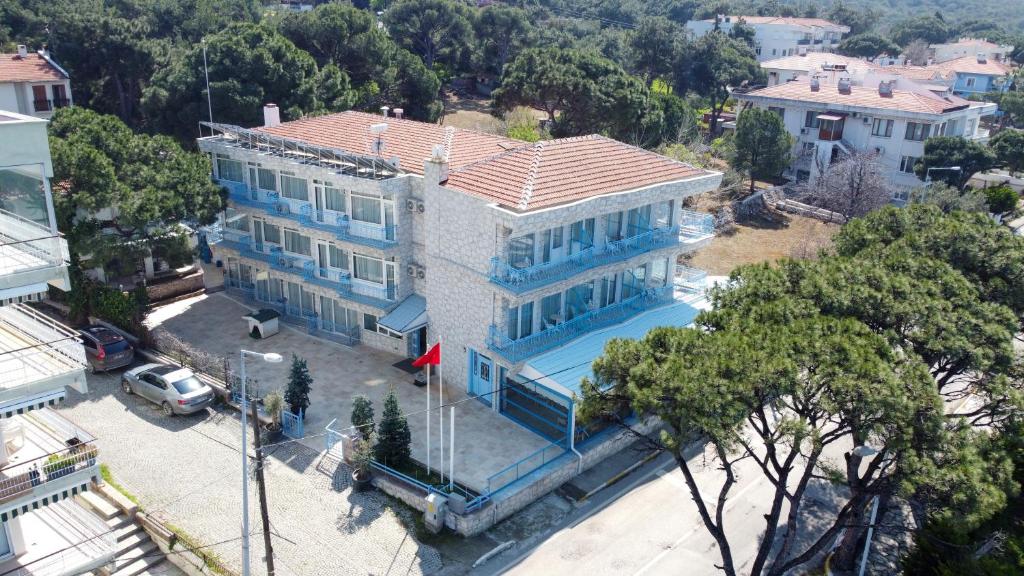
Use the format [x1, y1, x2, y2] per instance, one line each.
[687, 215, 838, 275]
[440, 90, 504, 135]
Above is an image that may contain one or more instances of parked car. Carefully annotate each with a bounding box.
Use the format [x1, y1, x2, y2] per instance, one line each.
[121, 364, 215, 416]
[79, 326, 134, 373]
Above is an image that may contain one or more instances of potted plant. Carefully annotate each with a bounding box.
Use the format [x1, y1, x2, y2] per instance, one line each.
[263, 390, 284, 443]
[351, 433, 375, 492]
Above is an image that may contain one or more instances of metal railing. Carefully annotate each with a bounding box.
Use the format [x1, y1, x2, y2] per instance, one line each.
[0, 209, 68, 270]
[0, 305, 85, 391]
[0, 500, 115, 576]
[675, 265, 709, 294]
[488, 285, 674, 362]
[679, 210, 715, 240]
[490, 224, 680, 294]
[486, 440, 567, 495]
[32, 98, 52, 112]
[0, 442, 99, 504]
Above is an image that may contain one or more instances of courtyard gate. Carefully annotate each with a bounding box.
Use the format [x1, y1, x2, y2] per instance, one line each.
[282, 409, 304, 439]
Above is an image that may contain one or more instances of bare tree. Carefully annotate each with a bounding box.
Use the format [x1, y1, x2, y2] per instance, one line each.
[904, 39, 931, 66]
[796, 151, 892, 220]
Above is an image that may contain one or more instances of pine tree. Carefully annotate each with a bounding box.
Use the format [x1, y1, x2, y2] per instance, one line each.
[350, 395, 375, 439]
[284, 354, 312, 417]
[374, 385, 411, 468]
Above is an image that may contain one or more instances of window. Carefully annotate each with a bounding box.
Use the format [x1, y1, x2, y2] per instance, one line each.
[569, 218, 595, 253]
[604, 211, 623, 240]
[966, 77, 976, 88]
[335, 301, 358, 328]
[651, 258, 669, 286]
[353, 253, 384, 284]
[216, 155, 245, 182]
[871, 118, 893, 137]
[328, 245, 349, 270]
[508, 234, 535, 269]
[565, 282, 594, 321]
[755, 47, 762, 56]
[378, 325, 403, 339]
[257, 168, 277, 191]
[540, 293, 562, 329]
[262, 222, 281, 245]
[599, 275, 618, 308]
[966, 118, 976, 136]
[899, 155, 919, 174]
[905, 122, 930, 141]
[653, 200, 673, 229]
[627, 205, 652, 236]
[284, 230, 311, 256]
[31, 85, 49, 111]
[325, 186, 345, 212]
[768, 106, 786, 119]
[350, 194, 382, 224]
[935, 122, 947, 136]
[804, 111, 820, 128]
[507, 302, 534, 340]
[51, 84, 68, 107]
[363, 313, 378, 331]
[551, 226, 563, 249]
[280, 174, 309, 201]
[269, 278, 283, 301]
[772, 48, 777, 55]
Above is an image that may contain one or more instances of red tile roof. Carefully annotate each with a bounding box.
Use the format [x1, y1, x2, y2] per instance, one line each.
[702, 16, 847, 29]
[0, 53, 66, 83]
[738, 80, 972, 114]
[258, 111, 519, 174]
[445, 135, 712, 211]
[888, 56, 1013, 81]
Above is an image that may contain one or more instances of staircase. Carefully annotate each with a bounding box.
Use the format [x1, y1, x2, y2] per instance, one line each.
[76, 487, 177, 576]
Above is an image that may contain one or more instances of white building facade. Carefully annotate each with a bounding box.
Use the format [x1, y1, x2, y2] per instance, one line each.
[686, 16, 849, 61]
[734, 77, 997, 201]
[0, 111, 112, 575]
[200, 109, 721, 445]
[930, 38, 1015, 64]
[0, 47, 73, 120]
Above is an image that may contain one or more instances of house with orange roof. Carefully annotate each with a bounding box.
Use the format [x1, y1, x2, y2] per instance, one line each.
[686, 15, 849, 61]
[198, 107, 721, 444]
[0, 45, 72, 119]
[888, 54, 1015, 97]
[734, 76, 997, 201]
[930, 38, 1015, 65]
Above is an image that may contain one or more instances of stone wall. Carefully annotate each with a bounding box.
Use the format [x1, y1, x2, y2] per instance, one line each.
[145, 269, 206, 303]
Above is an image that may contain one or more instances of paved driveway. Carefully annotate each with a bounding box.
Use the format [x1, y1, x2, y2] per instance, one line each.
[144, 293, 551, 492]
[59, 369, 443, 576]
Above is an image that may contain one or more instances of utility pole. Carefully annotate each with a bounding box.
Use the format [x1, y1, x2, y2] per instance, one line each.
[251, 402, 275, 576]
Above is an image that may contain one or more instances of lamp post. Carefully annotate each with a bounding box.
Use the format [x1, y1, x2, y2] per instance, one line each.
[851, 444, 881, 576]
[919, 165, 963, 202]
[239, 350, 283, 576]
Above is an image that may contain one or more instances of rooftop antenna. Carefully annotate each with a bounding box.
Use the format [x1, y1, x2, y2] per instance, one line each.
[370, 122, 388, 155]
[202, 40, 214, 134]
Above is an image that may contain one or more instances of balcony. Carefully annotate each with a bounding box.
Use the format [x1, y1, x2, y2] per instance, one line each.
[0, 409, 99, 517]
[0, 210, 70, 296]
[0, 304, 86, 410]
[678, 210, 715, 245]
[797, 39, 811, 45]
[218, 179, 398, 250]
[490, 225, 682, 294]
[488, 285, 674, 363]
[31, 99, 51, 113]
[0, 499, 114, 576]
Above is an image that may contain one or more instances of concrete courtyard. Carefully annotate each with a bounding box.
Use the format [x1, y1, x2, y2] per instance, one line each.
[144, 292, 551, 493]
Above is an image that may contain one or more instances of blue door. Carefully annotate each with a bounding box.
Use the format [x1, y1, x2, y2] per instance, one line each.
[468, 350, 493, 404]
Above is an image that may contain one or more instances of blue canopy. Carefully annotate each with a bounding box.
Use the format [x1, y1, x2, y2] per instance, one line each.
[377, 294, 428, 333]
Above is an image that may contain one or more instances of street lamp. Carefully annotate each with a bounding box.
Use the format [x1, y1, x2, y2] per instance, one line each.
[851, 444, 882, 576]
[918, 165, 963, 203]
[239, 350, 282, 576]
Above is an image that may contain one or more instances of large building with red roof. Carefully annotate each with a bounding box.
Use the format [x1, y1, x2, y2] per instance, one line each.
[199, 107, 721, 434]
[0, 46, 72, 119]
[686, 15, 849, 61]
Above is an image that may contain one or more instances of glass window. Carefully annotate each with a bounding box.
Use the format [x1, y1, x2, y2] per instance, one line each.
[569, 218, 595, 253]
[0, 164, 50, 227]
[541, 230, 552, 263]
[651, 258, 669, 286]
[353, 253, 384, 284]
[653, 200, 672, 229]
[325, 186, 345, 212]
[269, 278, 283, 301]
[600, 275, 618, 308]
[507, 305, 520, 340]
[871, 118, 893, 137]
[540, 293, 562, 329]
[351, 194, 382, 224]
[899, 156, 918, 174]
[520, 301, 533, 339]
[363, 313, 378, 331]
[905, 122, 930, 141]
[768, 106, 785, 119]
[32, 84, 50, 111]
[328, 245, 349, 270]
[262, 222, 281, 245]
[257, 168, 277, 191]
[280, 174, 309, 201]
[621, 266, 646, 300]
[508, 234, 535, 269]
[172, 376, 204, 394]
[565, 282, 594, 321]
[216, 155, 245, 182]
[551, 227, 563, 249]
[804, 111, 820, 128]
[627, 205, 652, 236]
[604, 212, 623, 240]
[284, 230, 311, 255]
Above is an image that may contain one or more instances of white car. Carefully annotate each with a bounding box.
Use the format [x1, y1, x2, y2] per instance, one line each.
[122, 363, 215, 416]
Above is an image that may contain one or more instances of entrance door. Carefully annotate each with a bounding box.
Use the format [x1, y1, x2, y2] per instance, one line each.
[469, 350, 493, 401]
[0, 521, 11, 559]
[406, 326, 427, 358]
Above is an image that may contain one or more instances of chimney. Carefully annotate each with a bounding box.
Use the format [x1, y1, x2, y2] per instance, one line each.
[810, 77, 820, 91]
[392, 108, 404, 119]
[878, 80, 893, 97]
[837, 78, 851, 94]
[16, 45, 28, 58]
[262, 103, 281, 127]
[424, 143, 449, 184]
[380, 106, 390, 117]
[977, 52, 987, 64]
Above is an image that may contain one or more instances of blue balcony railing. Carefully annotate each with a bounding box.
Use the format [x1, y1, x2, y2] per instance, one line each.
[679, 210, 715, 241]
[490, 225, 681, 294]
[487, 285, 674, 362]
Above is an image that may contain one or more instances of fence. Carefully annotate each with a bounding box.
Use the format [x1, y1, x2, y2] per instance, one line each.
[485, 440, 567, 495]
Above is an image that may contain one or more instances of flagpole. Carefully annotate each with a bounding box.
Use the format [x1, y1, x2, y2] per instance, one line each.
[425, 362, 431, 475]
[439, 336, 444, 486]
[449, 406, 455, 491]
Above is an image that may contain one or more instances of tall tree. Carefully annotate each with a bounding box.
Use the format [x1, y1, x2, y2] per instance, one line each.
[827, 1, 877, 36]
[730, 107, 792, 194]
[383, 0, 474, 70]
[915, 136, 997, 189]
[674, 31, 764, 134]
[891, 15, 952, 46]
[284, 354, 313, 416]
[628, 16, 682, 85]
[473, 4, 533, 77]
[375, 385, 411, 468]
[990, 129, 1024, 173]
[836, 33, 901, 59]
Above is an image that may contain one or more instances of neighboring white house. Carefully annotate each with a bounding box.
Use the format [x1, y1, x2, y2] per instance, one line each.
[761, 52, 878, 85]
[0, 110, 113, 575]
[733, 76, 997, 202]
[200, 107, 722, 445]
[686, 16, 849, 61]
[0, 46, 72, 119]
[931, 38, 1015, 64]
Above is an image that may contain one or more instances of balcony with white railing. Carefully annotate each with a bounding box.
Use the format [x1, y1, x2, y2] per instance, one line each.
[0, 210, 70, 296]
[0, 409, 100, 517]
[678, 210, 715, 247]
[0, 499, 115, 576]
[0, 304, 86, 410]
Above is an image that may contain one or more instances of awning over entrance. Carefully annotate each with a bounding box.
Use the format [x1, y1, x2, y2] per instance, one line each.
[0, 481, 93, 522]
[377, 294, 427, 334]
[521, 300, 701, 398]
[816, 113, 846, 121]
[1, 389, 65, 419]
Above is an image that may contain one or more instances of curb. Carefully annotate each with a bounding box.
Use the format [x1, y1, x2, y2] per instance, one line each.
[575, 449, 662, 504]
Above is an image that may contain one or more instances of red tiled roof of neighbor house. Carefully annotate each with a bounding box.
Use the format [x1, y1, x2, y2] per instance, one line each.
[445, 135, 714, 211]
[761, 52, 879, 74]
[738, 80, 973, 114]
[890, 56, 1013, 81]
[0, 53, 67, 83]
[258, 111, 519, 174]
[701, 16, 847, 29]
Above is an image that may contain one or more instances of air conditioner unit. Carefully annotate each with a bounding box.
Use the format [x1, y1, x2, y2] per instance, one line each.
[417, 267, 426, 280]
[406, 199, 416, 212]
[417, 202, 425, 213]
[406, 265, 417, 277]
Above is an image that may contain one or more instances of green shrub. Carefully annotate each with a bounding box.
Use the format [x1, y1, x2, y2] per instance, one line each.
[351, 395, 375, 438]
[984, 185, 1019, 214]
[284, 354, 312, 416]
[374, 385, 411, 468]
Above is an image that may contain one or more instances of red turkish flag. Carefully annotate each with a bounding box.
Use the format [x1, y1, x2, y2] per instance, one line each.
[412, 343, 441, 367]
